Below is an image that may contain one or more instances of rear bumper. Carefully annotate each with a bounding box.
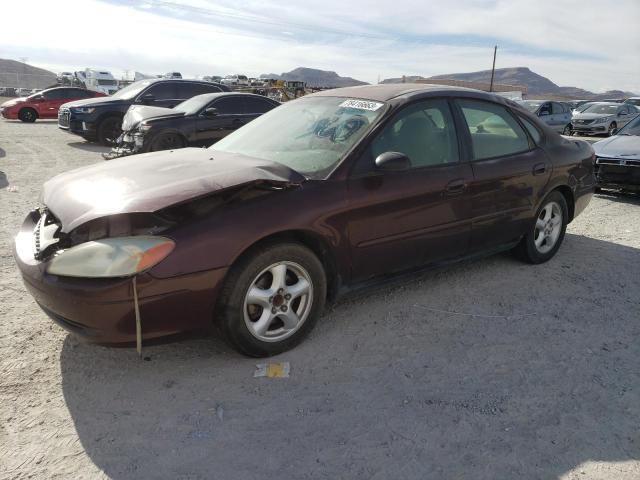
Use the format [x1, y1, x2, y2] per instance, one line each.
[14, 210, 228, 345]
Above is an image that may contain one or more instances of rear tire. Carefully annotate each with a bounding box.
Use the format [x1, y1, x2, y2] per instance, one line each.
[514, 191, 568, 264]
[18, 108, 37, 123]
[216, 243, 326, 357]
[97, 116, 122, 146]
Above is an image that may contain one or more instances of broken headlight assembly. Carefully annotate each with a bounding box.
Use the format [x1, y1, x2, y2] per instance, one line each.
[47, 236, 175, 278]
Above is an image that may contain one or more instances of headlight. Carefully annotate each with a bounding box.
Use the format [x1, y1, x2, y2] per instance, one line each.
[138, 122, 152, 132]
[47, 236, 175, 278]
[70, 106, 96, 114]
[594, 117, 610, 124]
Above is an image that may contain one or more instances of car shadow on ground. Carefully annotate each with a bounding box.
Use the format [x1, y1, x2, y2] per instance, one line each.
[596, 190, 640, 205]
[59, 234, 640, 479]
[67, 141, 111, 154]
[0, 171, 8, 188]
[0, 147, 6, 158]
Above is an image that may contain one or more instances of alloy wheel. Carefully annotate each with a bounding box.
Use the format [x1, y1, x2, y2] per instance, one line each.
[243, 261, 313, 342]
[534, 201, 563, 254]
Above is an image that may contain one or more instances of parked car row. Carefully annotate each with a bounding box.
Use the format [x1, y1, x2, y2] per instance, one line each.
[517, 99, 639, 137]
[13, 84, 598, 356]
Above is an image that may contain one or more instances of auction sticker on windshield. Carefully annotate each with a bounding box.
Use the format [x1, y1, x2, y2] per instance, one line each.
[339, 99, 384, 111]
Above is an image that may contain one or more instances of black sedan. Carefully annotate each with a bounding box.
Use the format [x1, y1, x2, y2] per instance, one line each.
[109, 93, 280, 156]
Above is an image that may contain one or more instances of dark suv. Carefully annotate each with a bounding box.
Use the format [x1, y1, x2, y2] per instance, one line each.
[58, 79, 230, 145]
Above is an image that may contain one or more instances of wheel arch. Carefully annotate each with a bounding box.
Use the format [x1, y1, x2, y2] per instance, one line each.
[19, 106, 38, 119]
[551, 185, 575, 223]
[226, 229, 341, 302]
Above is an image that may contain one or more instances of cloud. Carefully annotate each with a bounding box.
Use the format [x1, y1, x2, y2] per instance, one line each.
[0, 0, 638, 93]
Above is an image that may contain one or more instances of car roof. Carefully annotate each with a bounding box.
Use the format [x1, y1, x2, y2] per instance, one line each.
[191, 92, 277, 102]
[309, 83, 511, 103]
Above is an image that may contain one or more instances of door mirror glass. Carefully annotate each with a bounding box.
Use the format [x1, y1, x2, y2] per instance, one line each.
[139, 93, 156, 104]
[204, 107, 218, 117]
[375, 151, 411, 171]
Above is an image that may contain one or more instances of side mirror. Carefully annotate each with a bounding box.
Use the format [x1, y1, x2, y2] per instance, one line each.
[375, 151, 411, 171]
[203, 107, 218, 117]
[139, 93, 155, 104]
[539, 110, 550, 116]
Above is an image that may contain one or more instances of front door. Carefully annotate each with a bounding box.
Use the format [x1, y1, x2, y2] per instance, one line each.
[346, 98, 473, 282]
[455, 98, 551, 251]
[195, 96, 250, 146]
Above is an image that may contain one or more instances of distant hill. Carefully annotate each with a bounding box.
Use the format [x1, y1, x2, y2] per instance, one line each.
[260, 67, 368, 88]
[0, 59, 57, 89]
[382, 67, 637, 100]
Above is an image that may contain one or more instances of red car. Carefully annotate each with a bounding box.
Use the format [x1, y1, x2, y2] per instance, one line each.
[0, 87, 105, 122]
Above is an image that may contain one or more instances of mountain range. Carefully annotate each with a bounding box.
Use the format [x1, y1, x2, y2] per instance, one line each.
[381, 67, 636, 100]
[260, 67, 368, 88]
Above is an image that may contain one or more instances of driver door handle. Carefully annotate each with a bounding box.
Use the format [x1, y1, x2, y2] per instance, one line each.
[444, 179, 467, 195]
[533, 163, 547, 175]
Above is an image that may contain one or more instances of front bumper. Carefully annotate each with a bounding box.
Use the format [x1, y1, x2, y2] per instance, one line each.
[1, 106, 18, 119]
[595, 157, 640, 190]
[103, 131, 148, 159]
[58, 108, 97, 137]
[14, 210, 228, 345]
[571, 122, 608, 134]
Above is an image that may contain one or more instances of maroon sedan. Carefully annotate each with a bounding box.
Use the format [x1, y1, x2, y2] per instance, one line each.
[14, 84, 595, 356]
[0, 87, 105, 122]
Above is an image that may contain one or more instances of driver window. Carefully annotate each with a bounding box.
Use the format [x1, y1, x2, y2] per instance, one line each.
[539, 103, 551, 115]
[368, 99, 459, 170]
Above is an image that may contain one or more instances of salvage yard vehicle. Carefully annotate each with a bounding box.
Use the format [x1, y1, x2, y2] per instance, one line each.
[593, 114, 640, 191]
[571, 102, 639, 137]
[108, 92, 279, 157]
[14, 84, 595, 357]
[58, 79, 230, 146]
[1, 87, 105, 122]
[517, 100, 573, 135]
[221, 75, 249, 87]
[624, 97, 640, 108]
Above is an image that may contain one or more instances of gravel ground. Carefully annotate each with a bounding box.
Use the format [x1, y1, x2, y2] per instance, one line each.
[0, 117, 639, 480]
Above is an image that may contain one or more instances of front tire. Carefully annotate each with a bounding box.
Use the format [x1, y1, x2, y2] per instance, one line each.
[18, 108, 37, 123]
[97, 116, 122, 146]
[607, 122, 617, 137]
[149, 132, 186, 152]
[562, 124, 572, 135]
[514, 191, 568, 264]
[216, 243, 327, 357]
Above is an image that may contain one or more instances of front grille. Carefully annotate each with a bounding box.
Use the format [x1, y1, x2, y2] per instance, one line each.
[574, 119, 595, 125]
[596, 157, 640, 168]
[58, 108, 70, 127]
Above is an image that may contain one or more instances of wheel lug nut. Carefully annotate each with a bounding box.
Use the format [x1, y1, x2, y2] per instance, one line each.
[278, 288, 284, 294]
[271, 307, 277, 314]
[281, 305, 288, 312]
[284, 294, 291, 300]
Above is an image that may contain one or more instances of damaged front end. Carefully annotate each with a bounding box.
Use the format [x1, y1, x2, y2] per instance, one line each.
[102, 128, 148, 160]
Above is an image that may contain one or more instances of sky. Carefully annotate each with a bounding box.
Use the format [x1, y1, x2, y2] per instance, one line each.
[1, 0, 639, 93]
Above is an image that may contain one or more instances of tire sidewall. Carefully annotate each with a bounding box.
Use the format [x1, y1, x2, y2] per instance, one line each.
[218, 243, 327, 357]
[524, 191, 569, 263]
[150, 132, 184, 152]
[98, 116, 122, 146]
[19, 108, 36, 123]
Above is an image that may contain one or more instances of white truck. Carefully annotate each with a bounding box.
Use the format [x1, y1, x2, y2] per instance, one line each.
[82, 69, 119, 95]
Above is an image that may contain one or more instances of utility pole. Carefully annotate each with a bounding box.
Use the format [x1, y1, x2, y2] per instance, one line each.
[489, 45, 497, 92]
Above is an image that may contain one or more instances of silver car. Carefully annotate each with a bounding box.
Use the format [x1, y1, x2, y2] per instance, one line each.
[571, 102, 639, 136]
[517, 100, 573, 134]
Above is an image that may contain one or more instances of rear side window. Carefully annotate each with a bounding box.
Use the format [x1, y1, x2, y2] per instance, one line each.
[181, 83, 221, 97]
[43, 89, 65, 100]
[212, 97, 244, 115]
[146, 82, 178, 100]
[244, 96, 276, 114]
[551, 102, 564, 114]
[457, 99, 531, 160]
[518, 116, 542, 144]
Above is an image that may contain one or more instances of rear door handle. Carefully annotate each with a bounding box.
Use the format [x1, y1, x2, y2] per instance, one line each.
[445, 179, 467, 195]
[533, 163, 547, 175]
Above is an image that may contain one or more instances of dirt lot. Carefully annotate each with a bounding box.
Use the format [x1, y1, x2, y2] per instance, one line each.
[0, 117, 639, 480]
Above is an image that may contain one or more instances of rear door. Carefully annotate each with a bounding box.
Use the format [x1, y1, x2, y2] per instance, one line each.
[346, 98, 473, 282]
[455, 98, 551, 251]
[141, 82, 180, 108]
[617, 105, 635, 128]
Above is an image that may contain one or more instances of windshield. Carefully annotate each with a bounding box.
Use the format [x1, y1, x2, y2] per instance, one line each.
[576, 102, 593, 112]
[211, 96, 386, 179]
[173, 94, 216, 114]
[616, 115, 640, 136]
[111, 79, 155, 99]
[583, 104, 619, 114]
[519, 101, 542, 112]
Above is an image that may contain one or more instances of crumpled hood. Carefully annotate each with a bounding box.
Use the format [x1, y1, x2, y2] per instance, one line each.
[573, 112, 613, 121]
[593, 135, 640, 159]
[122, 105, 184, 131]
[42, 148, 305, 232]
